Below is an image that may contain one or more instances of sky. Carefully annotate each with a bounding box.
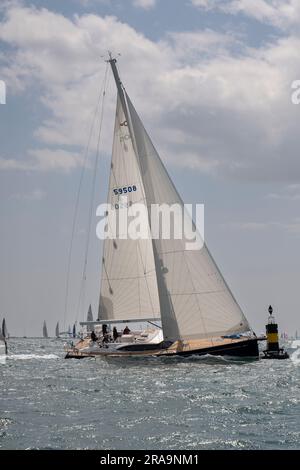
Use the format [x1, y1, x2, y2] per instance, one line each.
[0, 0, 300, 337]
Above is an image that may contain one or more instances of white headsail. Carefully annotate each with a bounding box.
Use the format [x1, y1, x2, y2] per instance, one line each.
[55, 322, 59, 338]
[43, 321, 48, 338]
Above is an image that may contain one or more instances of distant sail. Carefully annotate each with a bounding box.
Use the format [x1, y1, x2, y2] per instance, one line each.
[72, 323, 76, 338]
[87, 304, 93, 322]
[43, 321, 48, 338]
[125, 93, 251, 342]
[55, 322, 59, 338]
[2, 318, 8, 338]
[68, 325, 71, 336]
[0, 319, 8, 354]
[86, 305, 93, 332]
[98, 96, 160, 322]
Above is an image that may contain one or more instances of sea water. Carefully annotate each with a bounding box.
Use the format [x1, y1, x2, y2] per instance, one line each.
[0, 338, 299, 450]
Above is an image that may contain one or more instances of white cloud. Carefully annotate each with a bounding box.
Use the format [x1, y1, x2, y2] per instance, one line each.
[266, 184, 300, 201]
[226, 221, 271, 231]
[167, 29, 236, 63]
[1, 4, 300, 180]
[76, 0, 110, 5]
[0, 148, 83, 172]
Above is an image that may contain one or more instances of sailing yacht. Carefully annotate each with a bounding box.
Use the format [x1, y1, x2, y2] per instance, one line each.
[0, 318, 8, 355]
[65, 56, 259, 359]
[2, 318, 8, 339]
[56, 324, 73, 339]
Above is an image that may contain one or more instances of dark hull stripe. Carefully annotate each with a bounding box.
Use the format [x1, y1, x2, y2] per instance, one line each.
[169, 339, 259, 358]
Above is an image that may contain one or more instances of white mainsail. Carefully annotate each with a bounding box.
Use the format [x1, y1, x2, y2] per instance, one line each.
[0, 319, 7, 355]
[55, 322, 59, 338]
[98, 95, 160, 322]
[125, 93, 251, 342]
[86, 304, 93, 331]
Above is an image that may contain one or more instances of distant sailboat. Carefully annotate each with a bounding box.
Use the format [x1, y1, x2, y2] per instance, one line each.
[72, 323, 76, 338]
[43, 321, 49, 338]
[55, 322, 60, 338]
[65, 55, 259, 359]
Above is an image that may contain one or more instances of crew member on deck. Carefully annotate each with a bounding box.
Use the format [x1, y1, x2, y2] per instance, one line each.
[102, 324, 108, 336]
[113, 327, 118, 341]
[123, 325, 131, 335]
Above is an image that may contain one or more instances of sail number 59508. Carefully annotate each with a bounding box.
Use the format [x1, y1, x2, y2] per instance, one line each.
[113, 185, 137, 195]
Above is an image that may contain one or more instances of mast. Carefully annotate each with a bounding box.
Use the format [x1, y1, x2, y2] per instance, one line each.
[87, 305, 93, 332]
